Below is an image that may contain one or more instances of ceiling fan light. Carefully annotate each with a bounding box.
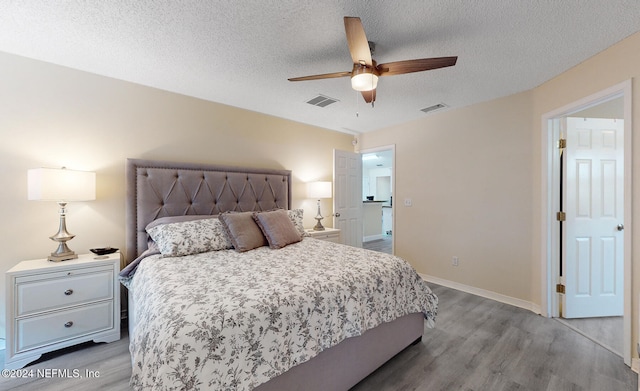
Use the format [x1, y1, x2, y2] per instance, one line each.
[351, 72, 378, 91]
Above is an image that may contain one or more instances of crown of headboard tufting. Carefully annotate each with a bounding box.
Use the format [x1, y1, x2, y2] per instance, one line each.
[125, 158, 292, 264]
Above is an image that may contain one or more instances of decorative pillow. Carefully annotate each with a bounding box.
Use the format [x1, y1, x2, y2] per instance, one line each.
[146, 217, 233, 257]
[253, 209, 302, 249]
[145, 214, 215, 232]
[287, 208, 310, 237]
[218, 212, 268, 252]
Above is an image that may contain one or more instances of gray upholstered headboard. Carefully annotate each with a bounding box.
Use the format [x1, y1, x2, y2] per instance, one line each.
[125, 158, 292, 264]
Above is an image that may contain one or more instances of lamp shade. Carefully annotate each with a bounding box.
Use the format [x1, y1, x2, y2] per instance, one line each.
[351, 73, 379, 92]
[28, 168, 96, 201]
[307, 181, 332, 199]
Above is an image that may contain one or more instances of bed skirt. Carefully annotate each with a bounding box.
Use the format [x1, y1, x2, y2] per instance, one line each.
[254, 312, 424, 390]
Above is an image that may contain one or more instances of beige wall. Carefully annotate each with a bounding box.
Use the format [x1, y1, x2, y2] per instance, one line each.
[359, 91, 534, 300]
[0, 52, 353, 336]
[360, 30, 640, 358]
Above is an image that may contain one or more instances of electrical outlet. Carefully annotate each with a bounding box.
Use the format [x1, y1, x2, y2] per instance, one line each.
[404, 198, 412, 207]
[452, 256, 459, 266]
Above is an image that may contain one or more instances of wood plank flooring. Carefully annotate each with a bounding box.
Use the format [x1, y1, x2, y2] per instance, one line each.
[1, 284, 635, 390]
[352, 284, 636, 390]
[558, 316, 623, 357]
[363, 235, 393, 254]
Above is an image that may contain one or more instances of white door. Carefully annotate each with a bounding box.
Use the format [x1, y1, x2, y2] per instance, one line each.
[563, 117, 624, 318]
[333, 149, 363, 247]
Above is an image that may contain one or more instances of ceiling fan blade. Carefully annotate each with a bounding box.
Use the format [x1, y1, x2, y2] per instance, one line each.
[377, 56, 457, 76]
[361, 89, 376, 103]
[344, 17, 372, 66]
[288, 71, 352, 82]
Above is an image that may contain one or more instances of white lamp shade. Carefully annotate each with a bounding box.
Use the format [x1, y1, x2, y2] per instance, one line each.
[307, 181, 332, 199]
[351, 73, 378, 92]
[28, 168, 96, 201]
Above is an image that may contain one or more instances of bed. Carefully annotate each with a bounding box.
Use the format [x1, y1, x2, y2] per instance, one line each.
[120, 158, 438, 391]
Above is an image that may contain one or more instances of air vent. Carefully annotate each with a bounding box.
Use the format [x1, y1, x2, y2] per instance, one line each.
[420, 103, 448, 114]
[306, 95, 339, 107]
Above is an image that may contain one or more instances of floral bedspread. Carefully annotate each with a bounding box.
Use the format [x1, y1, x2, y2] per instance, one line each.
[127, 238, 438, 390]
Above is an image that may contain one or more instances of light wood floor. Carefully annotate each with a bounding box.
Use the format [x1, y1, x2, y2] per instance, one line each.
[1, 284, 635, 391]
[558, 316, 623, 357]
[352, 285, 636, 390]
[363, 235, 393, 254]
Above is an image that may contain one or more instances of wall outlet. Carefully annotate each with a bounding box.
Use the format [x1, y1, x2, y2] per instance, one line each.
[452, 256, 459, 266]
[404, 198, 412, 207]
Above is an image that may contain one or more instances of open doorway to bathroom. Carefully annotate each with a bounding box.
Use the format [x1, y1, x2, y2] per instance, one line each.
[361, 146, 394, 254]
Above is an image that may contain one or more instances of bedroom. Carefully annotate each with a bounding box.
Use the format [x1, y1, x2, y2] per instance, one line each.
[0, 1, 639, 389]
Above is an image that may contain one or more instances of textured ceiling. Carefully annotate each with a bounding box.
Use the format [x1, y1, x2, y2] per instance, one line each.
[1, 1, 639, 134]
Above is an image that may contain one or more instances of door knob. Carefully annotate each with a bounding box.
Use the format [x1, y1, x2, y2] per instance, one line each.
[333, 212, 341, 217]
[617, 224, 624, 231]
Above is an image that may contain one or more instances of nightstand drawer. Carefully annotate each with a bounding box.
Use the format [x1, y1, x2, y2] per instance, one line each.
[15, 301, 114, 353]
[311, 232, 340, 242]
[306, 228, 341, 243]
[16, 267, 113, 316]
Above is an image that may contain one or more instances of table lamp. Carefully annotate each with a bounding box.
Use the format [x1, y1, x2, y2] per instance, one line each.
[28, 167, 96, 261]
[307, 181, 332, 231]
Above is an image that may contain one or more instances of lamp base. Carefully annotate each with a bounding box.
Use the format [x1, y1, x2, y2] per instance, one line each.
[313, 217, 325, 231]
[48, 251, 78, 262]
[48, 241, 78, 262]
[313, 199, 326, 231]
[47, 202, 78, 262]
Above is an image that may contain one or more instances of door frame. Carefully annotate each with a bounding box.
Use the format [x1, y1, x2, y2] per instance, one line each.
[360, 144, 396, 254]
[540, 79, 632, 365]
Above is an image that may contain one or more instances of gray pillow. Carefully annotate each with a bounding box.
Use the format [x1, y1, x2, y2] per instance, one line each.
[218, 211, 268, 252]
[253, 209, 302, 249]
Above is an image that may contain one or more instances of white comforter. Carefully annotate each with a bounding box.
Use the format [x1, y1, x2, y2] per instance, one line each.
[127, 238, 438, 390]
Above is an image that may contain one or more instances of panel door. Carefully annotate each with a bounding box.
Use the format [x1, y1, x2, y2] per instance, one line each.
[333, 149, 363, 247]
[563, 117, 624, 318]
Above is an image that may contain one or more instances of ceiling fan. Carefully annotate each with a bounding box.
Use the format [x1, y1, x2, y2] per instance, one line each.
[288, 17, 458, 105]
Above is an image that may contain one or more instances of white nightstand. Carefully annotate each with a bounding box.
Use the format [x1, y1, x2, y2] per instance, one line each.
[306, 227, 341, 243]
[5, 252, 121, 369]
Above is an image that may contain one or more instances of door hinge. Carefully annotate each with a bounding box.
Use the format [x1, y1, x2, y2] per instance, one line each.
[556, 211, 566, 221]
[557, 138, 566, 149]
[556, 284, 565, 294]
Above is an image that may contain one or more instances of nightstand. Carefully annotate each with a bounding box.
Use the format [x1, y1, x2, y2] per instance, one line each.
[306, 227, 341, 243]
[5, 252, 121, 369]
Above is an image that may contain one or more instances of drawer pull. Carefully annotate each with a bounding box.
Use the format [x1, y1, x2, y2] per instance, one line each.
[64, 321, 74, 328]
[64, 289, 74, 296]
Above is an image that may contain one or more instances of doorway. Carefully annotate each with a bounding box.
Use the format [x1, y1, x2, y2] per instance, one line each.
[361, 145, 394, 254]
[541, 80, 632, 365]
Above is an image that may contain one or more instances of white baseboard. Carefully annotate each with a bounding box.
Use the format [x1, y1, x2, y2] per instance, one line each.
[420, 274, 542, 315]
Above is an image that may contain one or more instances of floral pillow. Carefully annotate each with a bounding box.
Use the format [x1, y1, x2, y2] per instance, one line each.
[146, 217, 233, 257]
[287, 208, 310, 237]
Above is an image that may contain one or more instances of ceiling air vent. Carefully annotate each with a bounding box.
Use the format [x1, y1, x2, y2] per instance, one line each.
[306, 94, 339, 108]
[420, 103, 448, 114]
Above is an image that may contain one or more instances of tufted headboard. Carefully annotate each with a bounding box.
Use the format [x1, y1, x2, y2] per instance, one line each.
[125, 158, 292, 264]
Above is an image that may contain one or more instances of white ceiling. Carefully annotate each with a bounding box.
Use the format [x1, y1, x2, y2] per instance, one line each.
[363, 150, 393, 171]
[1, 1, 639, 134]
